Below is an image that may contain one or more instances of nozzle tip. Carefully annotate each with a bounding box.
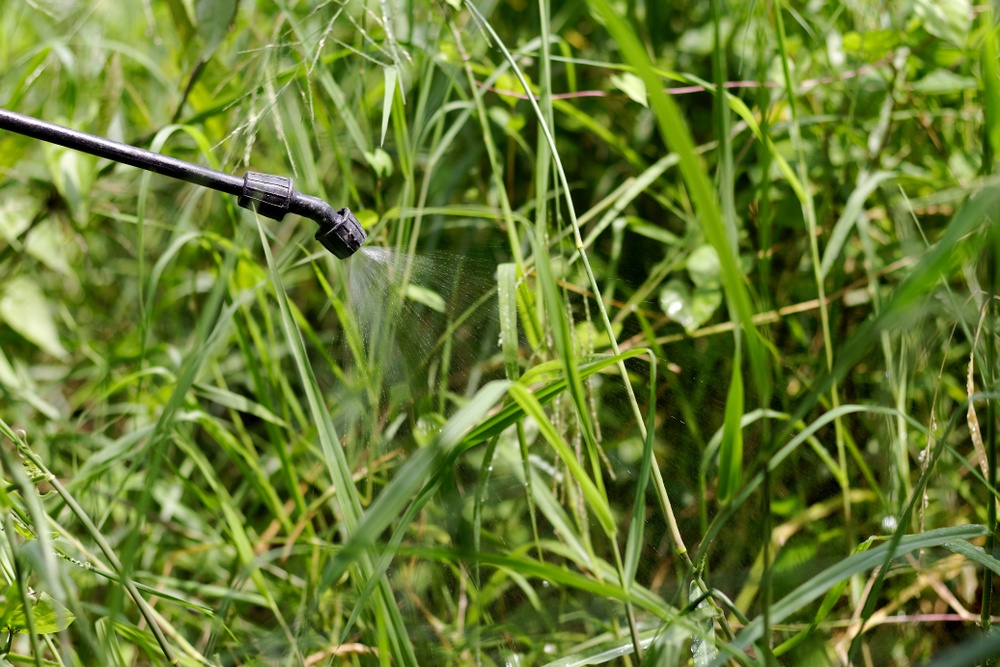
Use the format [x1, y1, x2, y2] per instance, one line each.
[315, 207, 366, 259]
[288, 192, 367, 259]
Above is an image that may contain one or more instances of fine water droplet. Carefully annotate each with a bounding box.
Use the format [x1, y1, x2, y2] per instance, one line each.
[882, 515, 898, 532]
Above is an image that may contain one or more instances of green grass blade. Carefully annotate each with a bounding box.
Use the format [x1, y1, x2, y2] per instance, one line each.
[717, 344, 744, 503]
[819, 171, 897, 279]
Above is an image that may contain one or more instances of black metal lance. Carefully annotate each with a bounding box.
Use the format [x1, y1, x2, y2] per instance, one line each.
[0, 107, 366, 259]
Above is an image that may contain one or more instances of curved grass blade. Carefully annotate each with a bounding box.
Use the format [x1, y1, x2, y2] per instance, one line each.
[819, 170, 898, 279]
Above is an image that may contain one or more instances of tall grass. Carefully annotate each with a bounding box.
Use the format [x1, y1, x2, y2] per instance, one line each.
[2, 0, 1000, 665]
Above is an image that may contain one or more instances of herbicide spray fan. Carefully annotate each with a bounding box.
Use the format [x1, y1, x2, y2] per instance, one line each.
[0, 107, 366, 259]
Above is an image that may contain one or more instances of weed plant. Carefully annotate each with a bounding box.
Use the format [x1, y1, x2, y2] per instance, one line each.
[1, 0, 1000, 665]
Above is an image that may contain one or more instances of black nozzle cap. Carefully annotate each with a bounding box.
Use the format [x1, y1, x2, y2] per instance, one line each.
[315, 207, 366, 259]
[289, 192, 366, 259]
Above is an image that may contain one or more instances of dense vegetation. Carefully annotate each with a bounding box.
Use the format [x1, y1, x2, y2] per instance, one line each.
[2, 0, 1000, 664]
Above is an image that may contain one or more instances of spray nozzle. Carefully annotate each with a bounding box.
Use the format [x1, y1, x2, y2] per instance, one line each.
[0, 107, 367, 259]
[237, 171, 366, 259]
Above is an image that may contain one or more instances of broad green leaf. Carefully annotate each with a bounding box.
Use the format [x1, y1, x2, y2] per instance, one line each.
[913, 0, 971, 46]
[659, 280, 719, 332]
[0, 584, 75, 634]
[911, 70, 979, 95]
[687, 244, 721, 288]
[354, 209, 379, 229]
[25, 218, 74, 276]
[413, 413, 446, 447]
[690, 288, 723, 327]
[842, 30, 900, 60]
[0, 275, 68, 359]
[609, 73, 647, 107]
[363, 148, 394, 178]
[659, 280, 694, 328]
[0, 195, 37, 243]
[495, 72, 536, 107]
[405, 284, 446, 312]
[677, 17, 733, 55]
[164, 0, 196, 41]
[43, 144, 93, 224]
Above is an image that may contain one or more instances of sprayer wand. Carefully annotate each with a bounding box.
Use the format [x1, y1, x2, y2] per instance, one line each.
[0, 107, 366, 259]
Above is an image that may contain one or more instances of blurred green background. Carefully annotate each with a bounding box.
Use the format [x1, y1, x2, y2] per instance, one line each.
[2, 0, 1000, 665]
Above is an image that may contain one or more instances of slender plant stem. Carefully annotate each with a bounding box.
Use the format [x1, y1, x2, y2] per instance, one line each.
[612, 543, 644, 660]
